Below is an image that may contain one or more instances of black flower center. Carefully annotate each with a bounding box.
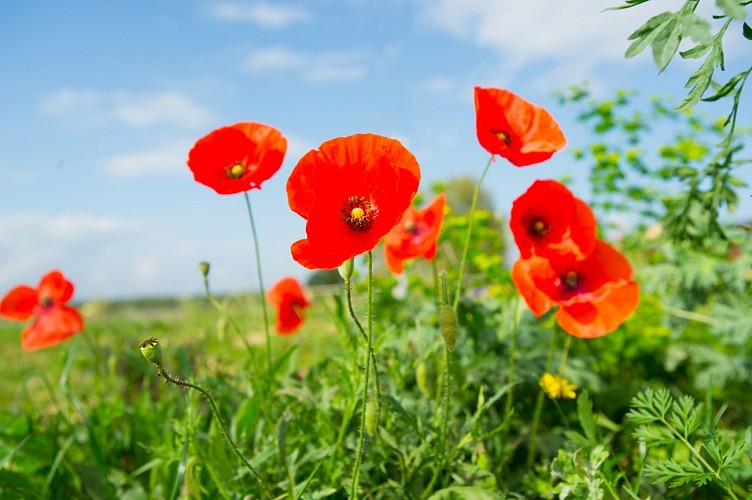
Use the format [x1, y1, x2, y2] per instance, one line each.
[529, 217, 551, 237]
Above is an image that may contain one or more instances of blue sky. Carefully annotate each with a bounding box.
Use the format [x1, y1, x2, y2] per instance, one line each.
[1, 0, 750, 300]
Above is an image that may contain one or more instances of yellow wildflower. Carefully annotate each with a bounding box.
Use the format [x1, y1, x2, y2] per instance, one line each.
[540, 373, 577, 399]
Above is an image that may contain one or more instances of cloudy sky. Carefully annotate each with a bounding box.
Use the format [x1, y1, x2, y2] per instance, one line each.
[1, 0, 750, 300]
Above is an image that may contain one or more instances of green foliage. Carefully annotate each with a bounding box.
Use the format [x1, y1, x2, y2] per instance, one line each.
[559, 85, 749, 246]
[628, 388, 751, 496]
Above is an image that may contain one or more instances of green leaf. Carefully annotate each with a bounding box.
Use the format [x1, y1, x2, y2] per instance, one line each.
[681, 13, 712, 44]
[680, 43, 711, 59]
[715, 0, 747, 20]
[605, 0, 653, 11]
[702, 72, 744, 102]
[427, 486, 500, 500]
[625, 13, 673, 58]
[743, 22, 752, 40]
[577, 391, 598, 443]
[652, 17, 682, 72]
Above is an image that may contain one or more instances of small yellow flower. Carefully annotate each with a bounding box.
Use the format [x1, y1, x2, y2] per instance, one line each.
[540, 373, 577, 399]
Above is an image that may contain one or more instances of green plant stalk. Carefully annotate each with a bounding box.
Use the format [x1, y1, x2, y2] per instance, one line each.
[558, 334, 572, 374]
[201, 272, 255, 359]
[350, 251, 374, 499]
[157, 365, 272, 498]
[526, 326, 558, 468]
[243, 192, 273, 377]
[505, 297, 521, 417]
[453, 154, 494, 313]
[344, 262, 381, 434]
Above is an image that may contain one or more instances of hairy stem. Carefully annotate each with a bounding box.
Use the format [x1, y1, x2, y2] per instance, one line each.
[157, 365, 272, 498]
[350, 252, 374, 499]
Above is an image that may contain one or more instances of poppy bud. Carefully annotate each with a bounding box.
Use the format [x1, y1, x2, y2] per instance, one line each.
[338, 259, 354, 280]
[439, 305, 457, 351]
[199, 261, 211, 278]
[139, 337, 163, 365]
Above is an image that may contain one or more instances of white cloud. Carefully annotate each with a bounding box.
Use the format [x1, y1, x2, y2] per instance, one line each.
[244, 47, 368, 83]
[421, 0, 673, 75]
[101, 140, 193, 177]
[213, 2, 311, 28]
[39, 90, 215, 129]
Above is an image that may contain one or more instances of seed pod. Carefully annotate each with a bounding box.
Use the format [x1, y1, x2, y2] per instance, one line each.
[416, 360, 429, 394]
[199, 261, 210, 278]
[338, 259, 354, 280]
[139, 337, 163, 365]
[439, 305, 457, 351]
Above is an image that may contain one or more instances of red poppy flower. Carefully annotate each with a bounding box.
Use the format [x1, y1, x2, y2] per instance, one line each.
[266, 277, 311, 335]
[510, 180, 597, 260]
[512, 240, 639, 339]
[187, 122, 287, 195]
[287, 134, 421, 269]
[384, 193, 446, 274]
[474, 87, 567, 166]
[0, 270, 84, 350]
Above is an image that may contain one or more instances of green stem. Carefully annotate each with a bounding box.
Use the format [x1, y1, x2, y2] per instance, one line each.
[558, 335, 572, 375]
[526, 326, 558, 468]
[243, 192, 273, 377]
[201, 272, 255, 359]
[157, 365, 272, 498]
[344, 261, 382, 439]
[350, 252, 374, 499]
[505, 297, 521, 417]
[453, 154, 494, 313]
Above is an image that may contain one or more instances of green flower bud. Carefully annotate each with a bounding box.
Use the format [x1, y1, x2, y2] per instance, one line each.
[439, 305, 457, 351]
[139, 337, 163, 365]
[338, 259, 354, 280]
[416, 360, 429, 394]
[199, 261, 211, 278]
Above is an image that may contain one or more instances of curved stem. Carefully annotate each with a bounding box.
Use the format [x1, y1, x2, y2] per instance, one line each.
[453, 154, 494, 313]
[526, 326, 558, 468]
[243, 192, 273, 377]
[344, 262, 381, 437]
[157, 365, 272, 498]
[350, 252, 374, 499]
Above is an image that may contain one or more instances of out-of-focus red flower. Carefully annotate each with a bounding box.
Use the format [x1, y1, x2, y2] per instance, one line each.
[512, 241, 639, 339]
[384, 193, 446, 274]
[266, 277, 311, 335]
[287, 134, 421, 269]
[474, 87, 567, 166]
[188, 122, 287, 195]
[510, 180, 596, 260]
[0, 270, 84, 350]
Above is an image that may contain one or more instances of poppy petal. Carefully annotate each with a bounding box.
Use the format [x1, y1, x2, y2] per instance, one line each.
[555, 281, 639, 339]
[0, 286, 38, 321]
[21, 306, 84, 350]
[37, 270, 74, 304]
[511, 256, 555, 317]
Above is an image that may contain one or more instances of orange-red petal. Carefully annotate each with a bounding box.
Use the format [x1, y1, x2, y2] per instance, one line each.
[510, 180, 597, 260]
[287, 134, 421, 269]
[555, 281, 639, 339]
[188, 122, 286, 195]
[383, 193, 446, 275]
[21, 306, 84, 350]
[0, 285, 39, 321]
[266, 277, 310, 335]
[475, 87, 566, 167]
[37, 270, 75, 304]
[511, 256, 556, 317]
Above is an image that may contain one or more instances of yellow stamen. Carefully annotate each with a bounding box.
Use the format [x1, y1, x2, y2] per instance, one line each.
[227, 163, 246, 179]
[351, 207, 365, 220]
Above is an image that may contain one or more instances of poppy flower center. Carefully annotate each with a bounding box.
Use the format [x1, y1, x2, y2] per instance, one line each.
[491, 129, 513, 145]
[404, 219, 420, 236]
[562, 271, 580, 290]
[341, 196, 376, 232]
[39, 296, 53, 308]
[529, 217, 552, 237]
[226, 163, 246, 179]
